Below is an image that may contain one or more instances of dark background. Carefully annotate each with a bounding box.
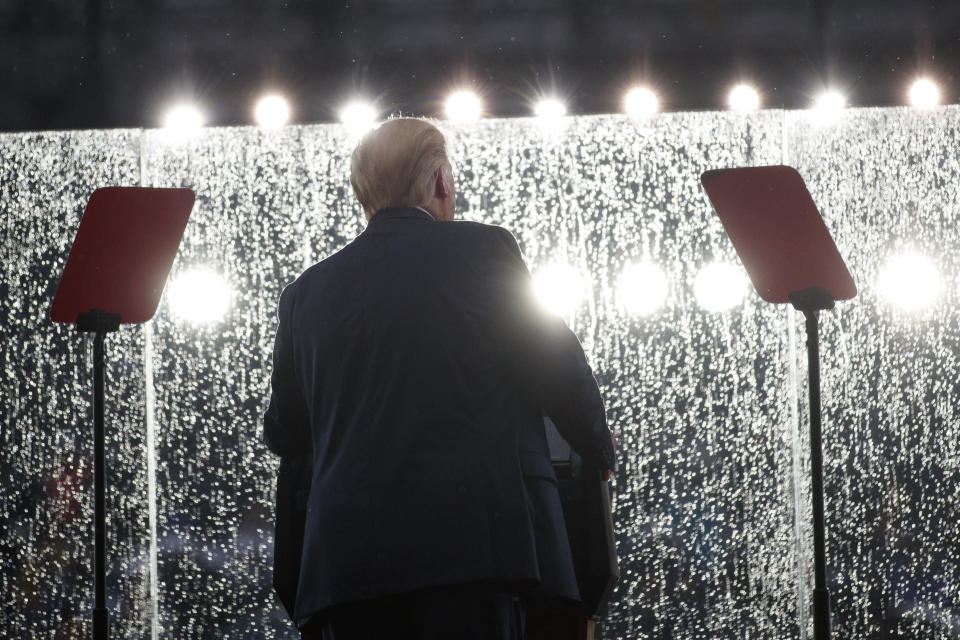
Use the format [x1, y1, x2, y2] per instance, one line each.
[1, 0, 958, 132]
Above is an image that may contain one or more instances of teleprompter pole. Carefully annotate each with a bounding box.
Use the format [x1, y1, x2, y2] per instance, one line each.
[77, 309, 121, 640]
[789, 287, 833, 640]
[803, 307, 831, 640]
[93, 329, 108, 639]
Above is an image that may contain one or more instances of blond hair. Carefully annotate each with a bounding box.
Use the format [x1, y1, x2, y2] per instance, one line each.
[350, 117, 451, 219]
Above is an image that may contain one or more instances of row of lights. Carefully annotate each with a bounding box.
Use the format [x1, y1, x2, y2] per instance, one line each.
[167, 253, 942, 324]
[536, 253, 944, 315]
[161, 78, 946, 135]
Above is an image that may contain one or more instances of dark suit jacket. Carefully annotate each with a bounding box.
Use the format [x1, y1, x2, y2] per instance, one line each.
[264, 207, 615, 626]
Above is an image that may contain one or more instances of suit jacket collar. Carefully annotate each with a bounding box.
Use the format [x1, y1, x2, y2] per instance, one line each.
[365, 207, 436, 228]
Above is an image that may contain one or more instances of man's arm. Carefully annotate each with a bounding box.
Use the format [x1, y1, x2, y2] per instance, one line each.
[264, 284, 311, 457]
[488, 226, 616, 474]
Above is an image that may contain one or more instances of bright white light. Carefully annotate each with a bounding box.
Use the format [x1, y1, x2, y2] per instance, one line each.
[624, 87, 659, 118]
[162, 104, 204, 136]
[618, 262, 668, 315]
[339, 101, 378, 134]
[694, 263, 747, 312]
[810, 91, 847, 124]
[167, 269, 232, 324]
[533, 264, 587, 315]
[254, 95, 290, 128]
[728, 85, 760, 112]
[445, 90, 483, 123]
[534, 97, 567, 120]
[877, 254, 942, 311]
[909, 78, 940, 109]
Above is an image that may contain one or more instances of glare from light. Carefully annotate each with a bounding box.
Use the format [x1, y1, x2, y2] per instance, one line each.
[534, 97, 568, 120]
[810, 90, 847, 124]
[908, 78, 940, 109]
[623, 87, 659, 118]
[339, 101, 378, 134]
[254, 95, 290, 129]
[167, 269, 232, 324]
[728, 85, 760, 112]
[533, 264, 587, 316]
[618, 262, 668, 315]
[877, 254, 942, 311]
[445, 90, 483, 123]
[694, 263, 747, 312]
[162, 104, 204, 136]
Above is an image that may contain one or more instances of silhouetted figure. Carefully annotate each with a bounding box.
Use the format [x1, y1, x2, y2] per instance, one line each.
[265, 117, 615, 640]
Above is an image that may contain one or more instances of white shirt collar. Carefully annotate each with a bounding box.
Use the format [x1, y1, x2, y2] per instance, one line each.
[414, 206, 436, 221]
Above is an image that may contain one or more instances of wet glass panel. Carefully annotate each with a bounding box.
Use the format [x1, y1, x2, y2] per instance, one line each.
[785, 106, 960, 639]
[0, 130, 149, 638]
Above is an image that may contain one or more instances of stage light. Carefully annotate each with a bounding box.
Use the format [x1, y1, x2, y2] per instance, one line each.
[728, 85, 760, 112]
[162, 104, 204, 135]
[445, 90, 483, 123]
[877, 254, 942, 310]
[167, 269, 232, 324]
[339, 101, 378, 134]
[909, 78, 940, 109]
[533, 97, 567, 120]
[533, 264, 587, 316]
[254, 95, 290, 129]
[618, 262, 668, 315]
[694, 263, 746, 312]
[623, 87, 659, 118]
[810, 91, 846, 124]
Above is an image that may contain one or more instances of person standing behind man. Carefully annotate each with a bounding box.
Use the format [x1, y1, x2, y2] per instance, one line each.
[264, 117, 616, 640]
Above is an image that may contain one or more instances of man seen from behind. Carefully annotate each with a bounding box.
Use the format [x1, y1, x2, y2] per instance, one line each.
[264, 117, 616, 640]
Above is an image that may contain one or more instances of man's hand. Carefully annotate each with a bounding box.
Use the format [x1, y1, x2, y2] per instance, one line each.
[603, 432, 618, 481]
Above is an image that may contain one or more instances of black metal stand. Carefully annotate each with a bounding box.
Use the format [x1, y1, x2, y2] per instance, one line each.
[76, 309, 121, 640]
[788, 287, 834, 640]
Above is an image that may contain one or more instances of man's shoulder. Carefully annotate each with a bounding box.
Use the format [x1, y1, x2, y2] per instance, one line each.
[433, 219, 517, 245]
[433, 221, 525, 262]
[281, 243, 352, 299]
[286, 220, 520, 290]
[421, 221, 528, 270]
[450, 219, 511, 235]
